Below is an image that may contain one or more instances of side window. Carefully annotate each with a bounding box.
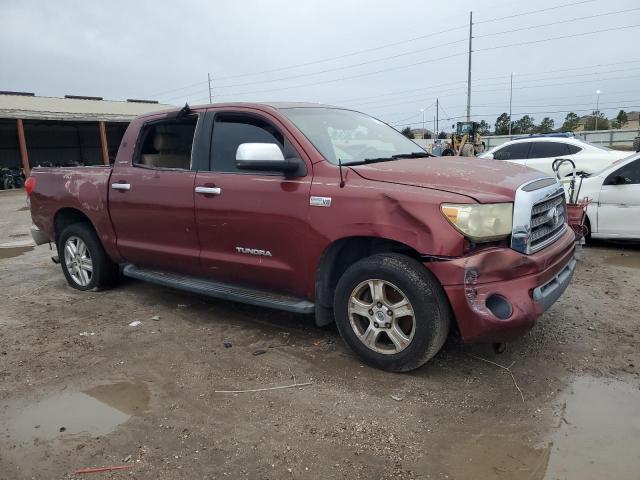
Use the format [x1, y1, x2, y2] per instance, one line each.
[211, 114, 285, 173]
[606, 159, 640, 185]
[493, 143, 529, 160]
[134, 116, 197, 170]
[566, 144, 582, 155]
[529, 142, 570, 159]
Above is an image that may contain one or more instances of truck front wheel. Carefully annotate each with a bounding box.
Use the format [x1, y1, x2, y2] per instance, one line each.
[58, 223, 119, 291]
[333, 254, 451, 372]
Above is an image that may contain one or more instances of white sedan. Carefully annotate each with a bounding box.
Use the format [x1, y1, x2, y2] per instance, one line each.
[479, 136, 628, 177]
[571, 153, 640, 240]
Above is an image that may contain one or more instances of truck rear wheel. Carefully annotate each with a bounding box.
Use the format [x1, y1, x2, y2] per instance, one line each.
[333, 254, 451, 372]
[58, 223, 119, 291]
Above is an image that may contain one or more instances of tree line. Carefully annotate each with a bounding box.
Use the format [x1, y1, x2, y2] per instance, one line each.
[489, 110, 629, 135]
[400, 110, 630, 139]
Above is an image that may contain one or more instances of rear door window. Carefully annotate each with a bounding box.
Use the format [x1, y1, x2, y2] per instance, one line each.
[493, 142, 530, 160]
[134, 116, 197, 170]
[567, 144, 582, 155]
[529, 141, 570, 159]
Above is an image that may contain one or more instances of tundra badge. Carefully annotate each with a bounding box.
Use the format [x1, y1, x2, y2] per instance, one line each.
[236, 247, 273, 257]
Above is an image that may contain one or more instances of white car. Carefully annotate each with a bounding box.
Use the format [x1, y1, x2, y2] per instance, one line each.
[570, 153, 640, 240]
[479, 136, 629, 177]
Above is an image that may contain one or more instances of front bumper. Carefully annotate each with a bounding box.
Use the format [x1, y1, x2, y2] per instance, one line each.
[426, 227, 576, 343]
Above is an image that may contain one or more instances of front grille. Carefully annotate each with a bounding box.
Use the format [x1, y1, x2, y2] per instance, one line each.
[529, 192, 566, 252]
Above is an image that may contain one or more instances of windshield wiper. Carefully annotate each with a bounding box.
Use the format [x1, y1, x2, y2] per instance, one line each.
[342, 157, 396, 166]
[342, 152, 432, 166]
[391, 152, 433, 158]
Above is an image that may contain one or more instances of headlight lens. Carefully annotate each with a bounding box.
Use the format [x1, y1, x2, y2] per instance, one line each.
[440, 203, 513, 242]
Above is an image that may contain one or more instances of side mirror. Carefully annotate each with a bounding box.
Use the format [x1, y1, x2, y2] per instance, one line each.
[483, 153, 494, 160]
[235, 143, 300, 173]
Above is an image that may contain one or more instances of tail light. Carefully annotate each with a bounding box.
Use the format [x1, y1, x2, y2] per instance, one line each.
[24, 176, 36, 196]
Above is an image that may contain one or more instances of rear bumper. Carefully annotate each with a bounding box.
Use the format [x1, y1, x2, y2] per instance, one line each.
[30, 224, 50, 245]
[426, 227, 576, 343]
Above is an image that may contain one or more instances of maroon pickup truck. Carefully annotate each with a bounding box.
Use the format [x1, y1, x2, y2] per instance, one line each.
[27, 102, 576, 371]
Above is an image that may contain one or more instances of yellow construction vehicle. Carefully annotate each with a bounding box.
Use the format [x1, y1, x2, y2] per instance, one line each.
[441, 122, 485, 157]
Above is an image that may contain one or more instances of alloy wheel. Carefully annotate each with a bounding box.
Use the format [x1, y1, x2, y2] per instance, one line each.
[348, 279, 416, 354]
[63, 236, 93, 287]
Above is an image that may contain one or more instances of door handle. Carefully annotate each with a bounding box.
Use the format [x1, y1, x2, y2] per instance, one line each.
[195, 186, 222, 195]
[111, 182, 131, 191]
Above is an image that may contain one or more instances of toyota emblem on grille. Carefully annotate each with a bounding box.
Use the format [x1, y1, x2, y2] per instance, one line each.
[546, 206, 560, 226]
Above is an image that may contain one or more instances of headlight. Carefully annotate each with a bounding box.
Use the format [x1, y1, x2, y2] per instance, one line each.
[440, 203, 513, 242]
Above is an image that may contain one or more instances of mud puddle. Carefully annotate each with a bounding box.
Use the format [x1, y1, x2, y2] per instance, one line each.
[545, 376, 640, 479]
[440, 376, 640, 480]
[1, 381, 149, 443]
[606, 251, 640, 269]
[0, 245, 34, 259]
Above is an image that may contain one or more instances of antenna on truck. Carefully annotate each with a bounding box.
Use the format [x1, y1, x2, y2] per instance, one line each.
[338, 158, 345, 188]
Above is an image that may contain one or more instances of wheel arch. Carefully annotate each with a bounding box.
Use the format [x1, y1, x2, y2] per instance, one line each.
[53, 207, 95, 243]
[314, 236, 424, 324]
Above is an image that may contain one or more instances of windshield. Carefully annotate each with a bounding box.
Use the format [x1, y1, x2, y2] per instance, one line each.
[281, 107, 427, 165]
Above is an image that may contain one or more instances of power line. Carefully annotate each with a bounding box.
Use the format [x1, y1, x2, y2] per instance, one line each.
[213, 37, 468, 90]
[475, 73, 640, 93]
[211, 24, 468, 82]
[476, 24, 640, 53]
[475, 7, 640, 39]
[211, 51, 469, 98]
[472, 60, 640, 84]
[149, 80, 208, 98]
[473, 66, 640, 88]
[475, 0, 595, 24]
[338, 59, 640, 106]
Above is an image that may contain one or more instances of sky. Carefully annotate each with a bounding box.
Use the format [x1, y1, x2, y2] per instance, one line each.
[1, 0, 639, 132]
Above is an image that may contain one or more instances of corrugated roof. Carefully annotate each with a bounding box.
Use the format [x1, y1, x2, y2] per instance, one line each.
[0, 93, 173, 122]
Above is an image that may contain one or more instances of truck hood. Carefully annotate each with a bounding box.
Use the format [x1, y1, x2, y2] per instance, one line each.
[349, 156, 545, 203]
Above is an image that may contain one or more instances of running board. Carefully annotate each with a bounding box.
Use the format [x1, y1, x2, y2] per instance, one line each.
[122, 264, 315, 314]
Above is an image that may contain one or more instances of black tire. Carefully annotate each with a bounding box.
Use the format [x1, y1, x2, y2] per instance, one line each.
[333, 253, 451, 372]
[3, 177, 15, 189]
[57, 222, 119, 291]
[441, 148, 455, 156]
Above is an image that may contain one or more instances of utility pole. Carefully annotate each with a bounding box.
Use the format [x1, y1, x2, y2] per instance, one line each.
[436, 98, 439, 134]
[466, 11, 473, 121]
[595, 89, 601, 131]
[208, 73, 213, 104]
[508, 72, 514, 137]
[421, 108, 426, 135]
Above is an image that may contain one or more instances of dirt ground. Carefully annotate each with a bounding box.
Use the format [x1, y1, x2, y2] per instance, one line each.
[1, 188, 639, 480]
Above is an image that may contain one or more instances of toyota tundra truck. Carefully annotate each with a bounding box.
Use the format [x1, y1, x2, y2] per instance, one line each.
[26, 102, 576, 372]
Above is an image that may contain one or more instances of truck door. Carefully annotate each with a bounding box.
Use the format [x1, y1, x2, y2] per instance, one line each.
[597, 158, 640, 238]
[194, 111, 313, 297]
[108, 114, 203, 275]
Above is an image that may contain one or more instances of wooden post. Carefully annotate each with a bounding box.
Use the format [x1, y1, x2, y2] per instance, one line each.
[16, 118, 30, 177]
[98, 121, 109, 165]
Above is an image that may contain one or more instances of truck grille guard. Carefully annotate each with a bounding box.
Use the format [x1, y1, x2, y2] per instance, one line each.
[511, 177, 567, 255]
